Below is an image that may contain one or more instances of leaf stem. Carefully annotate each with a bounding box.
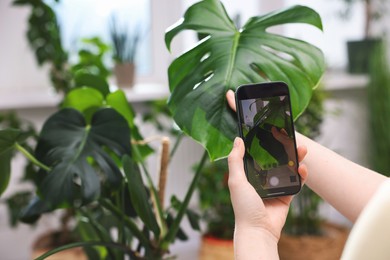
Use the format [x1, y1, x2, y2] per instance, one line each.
[99, 198, 151, 252]
[15, 143, 50, 172]
[33, 241, 136, 260]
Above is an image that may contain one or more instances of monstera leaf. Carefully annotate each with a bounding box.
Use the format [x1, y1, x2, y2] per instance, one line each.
[31, 108, 131, 211]
[165, 0, 325, 160]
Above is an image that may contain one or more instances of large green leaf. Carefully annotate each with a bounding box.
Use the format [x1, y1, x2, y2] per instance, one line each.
[165, 0, 325, 160]
[33, 108, 131, 209]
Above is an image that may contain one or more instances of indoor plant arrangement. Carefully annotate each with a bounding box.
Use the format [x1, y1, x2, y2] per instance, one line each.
[109, 16, 141, 88]
[1, 0, 327, 259]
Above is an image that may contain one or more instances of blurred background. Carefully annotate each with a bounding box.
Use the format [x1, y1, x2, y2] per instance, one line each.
[1, 0, 389, 259]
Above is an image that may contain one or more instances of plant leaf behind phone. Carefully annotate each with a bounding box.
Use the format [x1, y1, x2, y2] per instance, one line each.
[245, 98, 288, 169]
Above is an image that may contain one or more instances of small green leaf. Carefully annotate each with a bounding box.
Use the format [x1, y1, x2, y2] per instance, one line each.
[122, 155, 160, 237]
[62, 87, 104, 113]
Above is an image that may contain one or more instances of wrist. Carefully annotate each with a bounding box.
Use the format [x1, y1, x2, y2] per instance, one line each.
[234, 226, 279, 260]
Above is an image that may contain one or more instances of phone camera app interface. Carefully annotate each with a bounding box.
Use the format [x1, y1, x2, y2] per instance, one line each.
[239, 95, 299, 192]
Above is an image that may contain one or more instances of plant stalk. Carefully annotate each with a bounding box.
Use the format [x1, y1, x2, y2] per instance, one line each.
[99, 198, 151, 251]
[34, 241, 136, 260]
[15, 143, 51, 172]
[158, 137, 170, 208]
[161, 150, 208, 249]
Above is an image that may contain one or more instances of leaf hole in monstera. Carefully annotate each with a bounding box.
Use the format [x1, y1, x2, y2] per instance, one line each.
[261, 45, 294, 63]
[73, 173, 82, 186]
[200, 52, 211, 62]
[193, 71, 214, 90]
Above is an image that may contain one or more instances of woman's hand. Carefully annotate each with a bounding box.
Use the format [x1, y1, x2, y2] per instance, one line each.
[226, 89, 308, 259]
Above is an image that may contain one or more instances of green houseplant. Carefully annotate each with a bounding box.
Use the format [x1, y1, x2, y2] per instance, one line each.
[109, 16, 141, 88]
[1, 0, 327, 258]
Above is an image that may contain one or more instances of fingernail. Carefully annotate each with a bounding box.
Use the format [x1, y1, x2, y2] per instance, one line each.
[234, 137, 240, 148]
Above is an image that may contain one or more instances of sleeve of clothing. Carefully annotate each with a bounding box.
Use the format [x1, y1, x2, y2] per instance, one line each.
[341, 178, 390, 260]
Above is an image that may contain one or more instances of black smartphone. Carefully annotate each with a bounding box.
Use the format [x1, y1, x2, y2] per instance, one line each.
[235, 82, 301, 198]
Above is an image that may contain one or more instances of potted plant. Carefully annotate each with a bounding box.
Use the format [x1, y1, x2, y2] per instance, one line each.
[109, 16, 141, 88]
[2, 1, 204, 259]
[341, 0, 387, 73]
[195, 159, 235, 259]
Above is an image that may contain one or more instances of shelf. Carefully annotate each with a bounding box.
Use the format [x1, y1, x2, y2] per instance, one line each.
[322, 71, 369, 91]
[0, 71, 369, 111]
[0, 83, 169, 111]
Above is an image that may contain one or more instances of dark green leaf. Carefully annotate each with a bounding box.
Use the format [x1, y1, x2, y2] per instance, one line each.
[0, 128, 30, 196]
[107, 90, 153, 159]
[5, 191, 32, 227]
[122, 155, 160, 237]
[165, 1, 325, 160]
[0, 150, 12, 196]
[33, 108, 131, 211]
[0, 128, 29, 154]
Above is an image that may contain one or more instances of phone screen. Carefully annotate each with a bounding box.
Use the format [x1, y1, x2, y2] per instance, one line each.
[236, 82, 301, 198]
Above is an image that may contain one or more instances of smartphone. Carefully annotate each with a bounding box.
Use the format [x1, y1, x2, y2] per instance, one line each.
[235, 82, 301, 198]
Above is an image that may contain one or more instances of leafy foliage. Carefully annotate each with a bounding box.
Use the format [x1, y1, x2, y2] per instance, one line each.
[166, 0, 325, 160]
[368, 41, 390, 177]
[196, 159, 234, 239]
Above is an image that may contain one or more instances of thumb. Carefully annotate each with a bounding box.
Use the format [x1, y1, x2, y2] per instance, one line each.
[228, 137, 247, 187]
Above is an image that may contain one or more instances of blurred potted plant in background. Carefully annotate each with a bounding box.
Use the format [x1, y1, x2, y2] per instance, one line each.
[340, 0, 387, 73]
[109, 15, 141, 88]
[195, 159, 234, 260]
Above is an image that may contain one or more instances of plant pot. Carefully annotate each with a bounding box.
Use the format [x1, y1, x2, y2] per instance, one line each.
[114, 62, 135, 88]
[347, 38, 382, 74]
[278, 222, 350, 260]
[31, 230, 87, 260]
[199, 235, 234, 260]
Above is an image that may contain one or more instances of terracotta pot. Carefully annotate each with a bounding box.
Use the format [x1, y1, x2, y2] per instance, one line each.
[31, 230, 87, 260]
[199, 236, 234, 260]
[114, 62, 135, 88]
[278, 223, 350, 260]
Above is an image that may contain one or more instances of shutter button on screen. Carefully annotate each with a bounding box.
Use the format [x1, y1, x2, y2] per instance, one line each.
[269, 176, 280, 187]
